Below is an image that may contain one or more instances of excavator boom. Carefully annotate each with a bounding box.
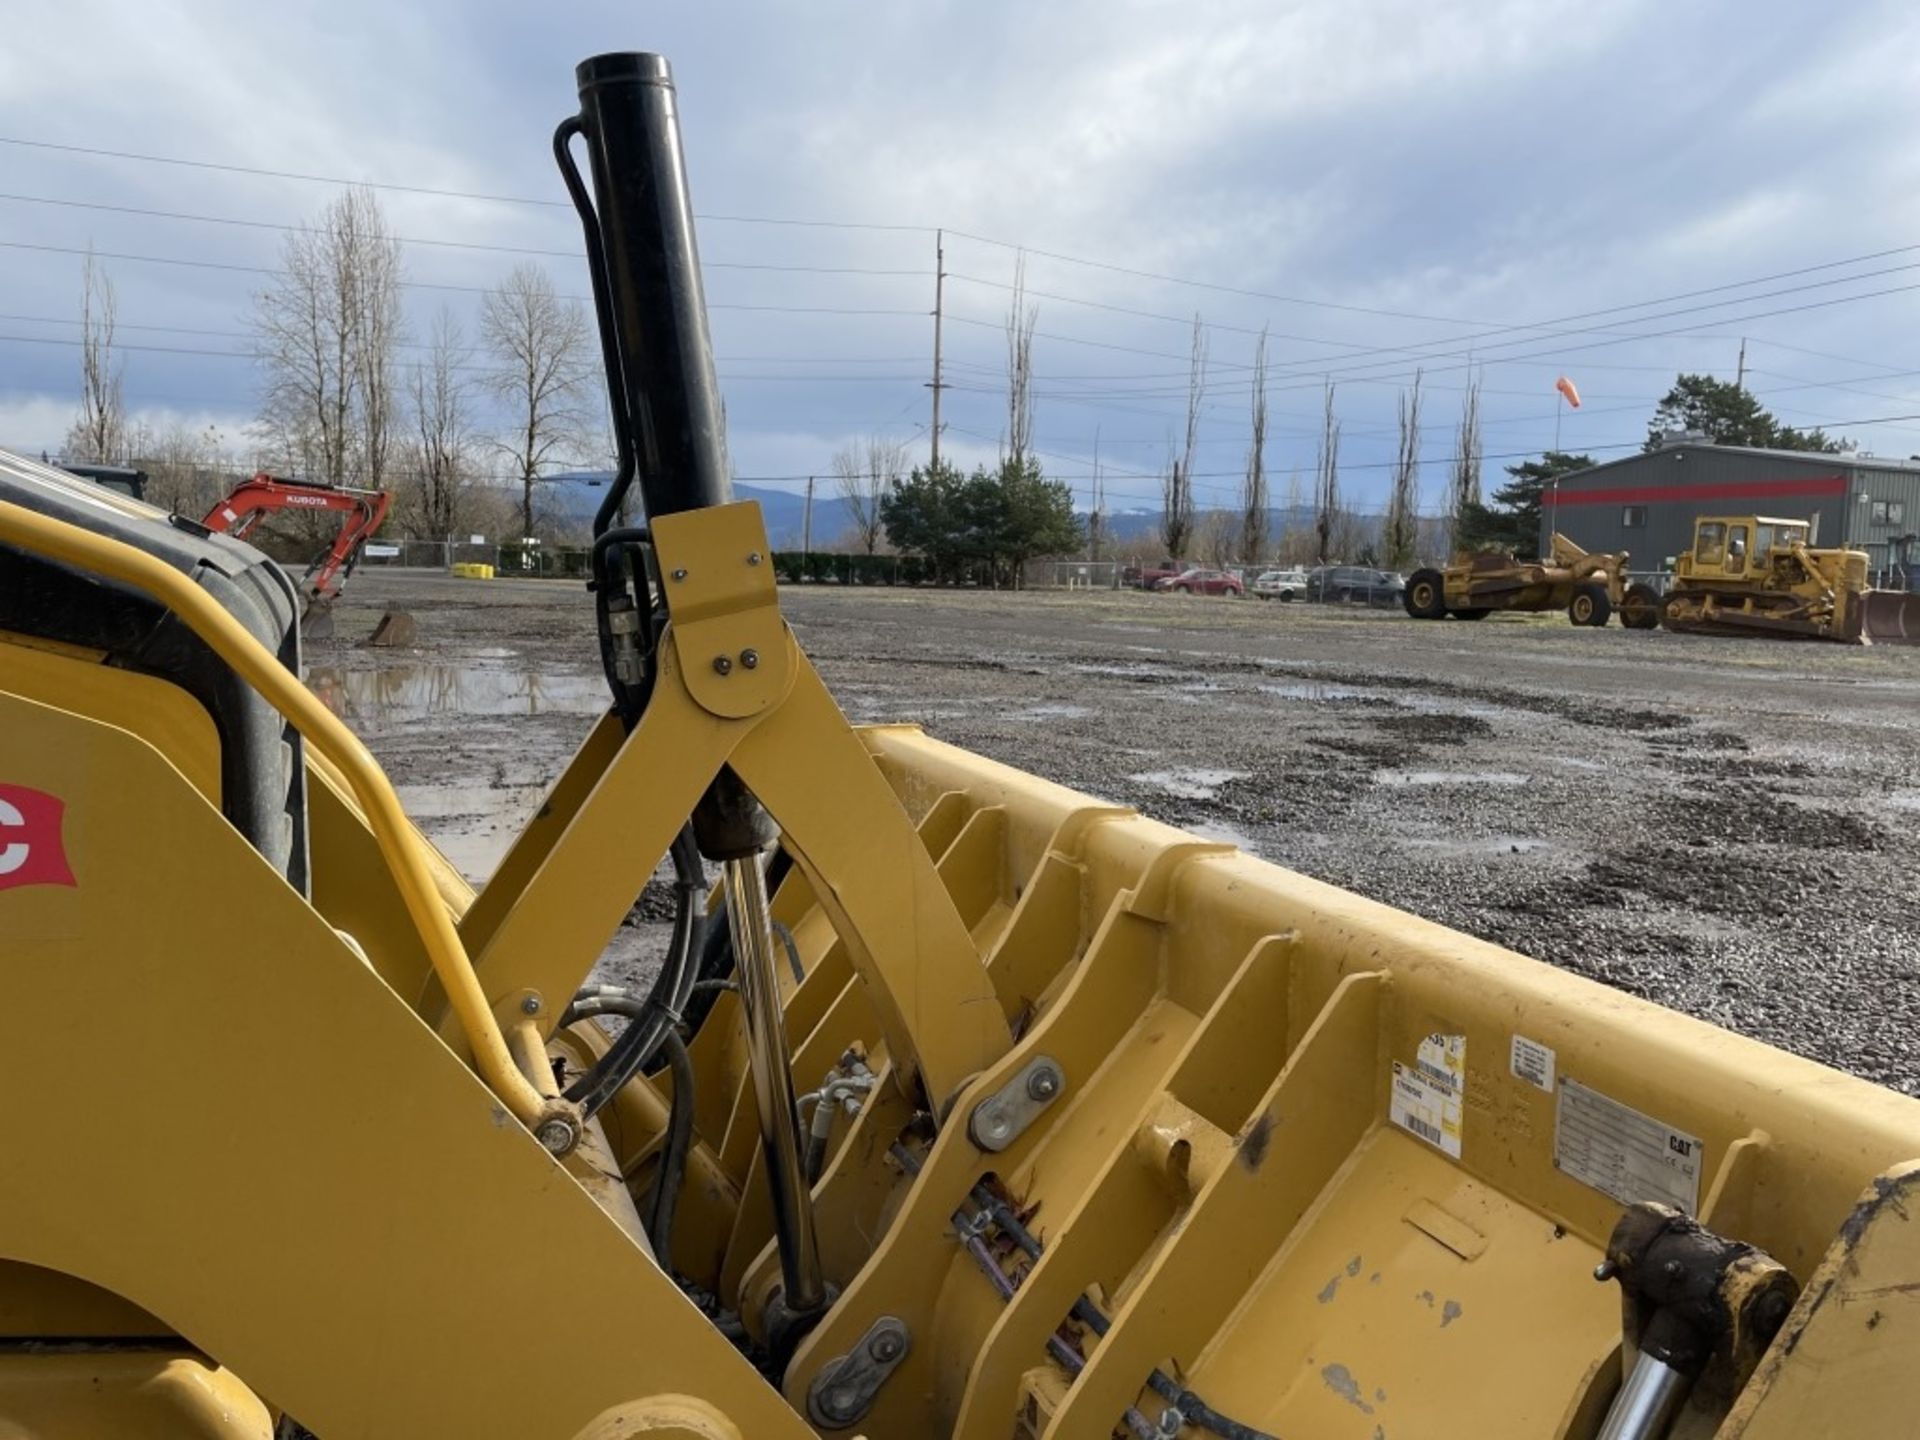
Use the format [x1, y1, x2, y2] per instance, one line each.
[201, 473, 391, 601]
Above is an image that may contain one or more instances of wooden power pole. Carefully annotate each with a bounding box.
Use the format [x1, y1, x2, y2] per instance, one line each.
[802, 476, 815, 555]
[928, 229, 945, 470]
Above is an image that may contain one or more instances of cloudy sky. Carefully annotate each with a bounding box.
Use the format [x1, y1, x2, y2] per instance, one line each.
[4, 0, 1920, 517]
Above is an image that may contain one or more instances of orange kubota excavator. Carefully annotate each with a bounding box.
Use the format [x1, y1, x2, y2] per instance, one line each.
[199, 472, 391, 605]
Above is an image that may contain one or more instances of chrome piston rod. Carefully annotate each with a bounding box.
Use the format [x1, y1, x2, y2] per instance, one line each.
[725, 852, 826, 1312]
[1595, 1352, 1691, 1440]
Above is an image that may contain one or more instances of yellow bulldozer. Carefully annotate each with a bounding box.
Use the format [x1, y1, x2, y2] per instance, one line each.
[1657, 514, 1920, 643]
[1404, 534, 1662, 628]
[2, 53, 1918, 1440]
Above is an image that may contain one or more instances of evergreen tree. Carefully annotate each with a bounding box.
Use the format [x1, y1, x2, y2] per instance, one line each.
[1645, 374, 1844, 453]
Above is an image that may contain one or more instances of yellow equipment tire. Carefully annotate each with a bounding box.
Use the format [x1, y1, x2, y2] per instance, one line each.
[1404, 568, 1448, 619]
[1569, 583, 1612, 627]
[1621, 582, 1662, 630]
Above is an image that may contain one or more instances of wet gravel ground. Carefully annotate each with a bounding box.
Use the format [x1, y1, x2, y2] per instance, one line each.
[307, 571, 1920, 1095]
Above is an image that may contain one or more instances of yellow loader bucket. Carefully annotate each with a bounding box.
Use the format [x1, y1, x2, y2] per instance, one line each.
[723, 726, 1920, 1440]
[1862, 587, 1920, 643]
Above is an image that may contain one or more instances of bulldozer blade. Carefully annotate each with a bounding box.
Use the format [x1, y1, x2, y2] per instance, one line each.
[1862, 589, 1920, 644]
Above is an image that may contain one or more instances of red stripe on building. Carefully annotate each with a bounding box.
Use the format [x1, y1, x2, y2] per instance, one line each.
[1555, 475, 1847, 507]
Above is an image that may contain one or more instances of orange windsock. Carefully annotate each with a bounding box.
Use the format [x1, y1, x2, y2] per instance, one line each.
[1555, 376, 1581, 408]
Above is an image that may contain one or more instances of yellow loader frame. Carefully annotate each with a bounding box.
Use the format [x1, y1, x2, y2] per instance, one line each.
[2, 491, 1918, 1438]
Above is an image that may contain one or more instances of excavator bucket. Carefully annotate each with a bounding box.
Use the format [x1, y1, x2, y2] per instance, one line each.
[1861, 587, 1920, 643]
[299, 596, 336, 641]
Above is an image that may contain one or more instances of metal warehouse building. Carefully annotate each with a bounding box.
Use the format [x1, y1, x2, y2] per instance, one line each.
[1540, 440, 1920, 578]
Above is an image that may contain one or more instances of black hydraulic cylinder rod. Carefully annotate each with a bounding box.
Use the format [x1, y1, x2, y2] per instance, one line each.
[570, 52, 731, 522]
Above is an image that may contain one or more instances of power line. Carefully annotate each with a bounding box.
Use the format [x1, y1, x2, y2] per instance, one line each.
[0, 330, 927, 383]
[0, 240, 927, 315]
[0, 136, 934, 233]
[0, 191, 931, 275]
[0, 309, 929, 366]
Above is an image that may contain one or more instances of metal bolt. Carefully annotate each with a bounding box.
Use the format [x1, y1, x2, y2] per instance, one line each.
[520, 994, 542, 1015]
[1663, 1259, 1686, 1281]
[978, 1104, 1012, 1143]
[1027, 1066, 1062, 1102]
[748, 551, 763, 566]
[713, 655, 734, 676]
[1593, 1260, 1616, 1282]
[741, 648, 760, 670]
[869, 1330, 904, 1363]
[536, 1118, 576, 1156]
[671, 567, 688, 582]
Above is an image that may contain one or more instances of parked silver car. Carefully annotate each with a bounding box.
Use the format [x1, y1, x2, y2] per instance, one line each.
[1251, 567, 1309, 601]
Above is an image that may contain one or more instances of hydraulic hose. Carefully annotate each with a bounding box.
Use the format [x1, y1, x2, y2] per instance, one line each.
[564, 826, 704, 1119]
[645, 1028, 696, 1262]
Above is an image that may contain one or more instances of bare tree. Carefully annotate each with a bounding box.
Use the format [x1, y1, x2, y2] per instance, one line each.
[1384, 370, 1423, 570]
[1314, 381, 1341, 565]
[832, 433, 905, 554]
[65, 251, 127, 463]
[481, 262, 595, 538]
[253, 188, 403, 489]
[1197, 509, 1238, 567]
[1449, 369, 1483, 550]
[1279, 470, 1307, 563]
[1240, 326, 1269, 564]
[1086, 429, 1106, 561]
[134, 421, 233, 517]
[1162, 316, 1207, 560]
[404, 307, 476, 539]
[1005, 253, 1037, 465]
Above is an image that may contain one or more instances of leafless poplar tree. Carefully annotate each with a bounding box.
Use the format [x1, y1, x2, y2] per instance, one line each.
[65, 251, 127, 463]
[1449, 369, 1483, 547]
[1279, 470, 1306, 562]
[1162, 316, 1207, 560]
[832, 434, 905, 554]
[1086, 429, 1106, 561]
[1384, 369, 1423, 570]
[1314, 381, 1341, 565]
[481, 262, 595, 537]
[1005, 252, 1038, 465]
[253, 187, 403, 489]
[1240, 326, 1269, 564]
[405, 307, 475, 539]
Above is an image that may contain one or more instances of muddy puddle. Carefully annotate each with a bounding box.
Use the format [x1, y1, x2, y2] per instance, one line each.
[1128, 767, 1249, 800]
[1373, 769, 1528, 788]
[394, 782, 545, 883]
[308, 661, 606, 724]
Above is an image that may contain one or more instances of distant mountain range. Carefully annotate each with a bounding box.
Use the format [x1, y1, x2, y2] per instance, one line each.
[543, 472, 1338, 552]
[544, 472, 857, 548]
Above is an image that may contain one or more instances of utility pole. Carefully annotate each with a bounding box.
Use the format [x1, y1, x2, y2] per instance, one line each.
[802, 476, 815, 555]
[928, 228, 945, 471]
[1736, 337, 1748, 389]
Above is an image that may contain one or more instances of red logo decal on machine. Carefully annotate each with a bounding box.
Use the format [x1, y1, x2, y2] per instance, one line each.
[0, 785, 77, 892]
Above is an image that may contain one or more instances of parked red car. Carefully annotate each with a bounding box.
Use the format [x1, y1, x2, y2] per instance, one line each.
[1154, 567, 1244, 596]
[1123, 563, 1185, 590]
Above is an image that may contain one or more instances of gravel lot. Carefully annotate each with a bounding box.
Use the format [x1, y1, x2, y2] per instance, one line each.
[307, 571, 1920, 1094]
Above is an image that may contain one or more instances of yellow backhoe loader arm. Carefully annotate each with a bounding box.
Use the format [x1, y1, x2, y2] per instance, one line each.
[0, 497, 575, 1149]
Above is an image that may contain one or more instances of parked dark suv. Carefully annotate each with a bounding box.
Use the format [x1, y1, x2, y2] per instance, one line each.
[1305, 566, 1404, 606]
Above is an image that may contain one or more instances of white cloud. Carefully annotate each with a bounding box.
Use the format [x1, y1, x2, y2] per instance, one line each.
[4, 0, 1920, 512]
